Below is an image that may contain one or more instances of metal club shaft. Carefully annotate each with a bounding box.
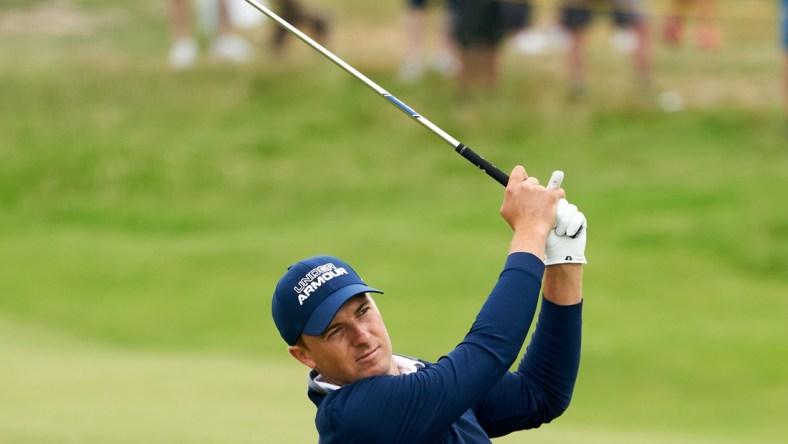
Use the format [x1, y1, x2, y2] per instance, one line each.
[241, 0, 509, 186]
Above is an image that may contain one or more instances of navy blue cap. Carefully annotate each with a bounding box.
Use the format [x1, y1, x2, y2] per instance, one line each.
[272, 255, 383, 345]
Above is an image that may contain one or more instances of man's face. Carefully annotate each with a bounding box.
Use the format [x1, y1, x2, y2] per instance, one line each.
[289, 293, 397, 386]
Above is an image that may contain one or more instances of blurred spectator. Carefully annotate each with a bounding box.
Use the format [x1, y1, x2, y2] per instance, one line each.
[511, 4, 569, 56]
[271, 0, 329, 54]
[558, 0, 651, 99]
[448, 0, 530, 95]
[663, 0, 720, 50]
[169, 0, 253, 69]
[399, 0, 457, 82]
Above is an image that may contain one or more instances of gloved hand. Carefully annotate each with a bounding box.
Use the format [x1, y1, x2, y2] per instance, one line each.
[544, 170, 587, 266]
[545, 198, 587, 265]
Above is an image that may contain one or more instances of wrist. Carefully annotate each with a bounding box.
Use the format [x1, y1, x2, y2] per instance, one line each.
[509, 229, 548, 258]
[543, 264, 583, 305]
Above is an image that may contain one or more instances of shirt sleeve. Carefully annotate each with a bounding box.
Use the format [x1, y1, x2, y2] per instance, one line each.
[318, 252, 546, 443]
[472, 297, 582, 437]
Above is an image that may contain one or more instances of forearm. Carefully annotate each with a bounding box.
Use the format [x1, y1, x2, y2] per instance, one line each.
[509, 229, 547, 259]
[474, 297, 582, 435]
[519, 298, 582, 418]
[542, 264, 582, 306]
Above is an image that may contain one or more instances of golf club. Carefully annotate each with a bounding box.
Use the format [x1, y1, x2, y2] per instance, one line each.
[241, 0, 510, 187]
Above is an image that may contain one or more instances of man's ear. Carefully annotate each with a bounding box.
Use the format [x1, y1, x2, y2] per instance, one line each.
[288, 344, 316, 369]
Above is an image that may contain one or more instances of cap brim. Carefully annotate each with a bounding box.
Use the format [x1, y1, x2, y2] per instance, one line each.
[302, 284, 383, 337]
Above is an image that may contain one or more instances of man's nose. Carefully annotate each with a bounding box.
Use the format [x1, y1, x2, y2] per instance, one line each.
[348, 321, 371, 345]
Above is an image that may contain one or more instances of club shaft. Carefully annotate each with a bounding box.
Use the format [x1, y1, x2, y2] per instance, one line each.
[241, 0, 509, 187]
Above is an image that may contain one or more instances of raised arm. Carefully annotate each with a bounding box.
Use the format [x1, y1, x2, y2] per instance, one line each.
[474, 188, 587, 436]
[323, 167, 566, 442]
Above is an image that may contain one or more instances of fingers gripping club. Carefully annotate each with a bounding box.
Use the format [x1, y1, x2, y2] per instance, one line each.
[547, 171, 585, 240]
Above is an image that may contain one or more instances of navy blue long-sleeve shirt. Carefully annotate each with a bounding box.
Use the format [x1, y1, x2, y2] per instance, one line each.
[306, 252, 582, 443]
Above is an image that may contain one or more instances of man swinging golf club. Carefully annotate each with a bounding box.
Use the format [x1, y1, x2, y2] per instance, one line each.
[272, 167, 587, 443]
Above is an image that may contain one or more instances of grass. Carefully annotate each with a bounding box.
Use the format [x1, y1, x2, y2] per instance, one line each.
[1, 0, 787, 442]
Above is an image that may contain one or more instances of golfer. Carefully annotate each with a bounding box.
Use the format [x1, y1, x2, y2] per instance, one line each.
[272, 166, 586, 443]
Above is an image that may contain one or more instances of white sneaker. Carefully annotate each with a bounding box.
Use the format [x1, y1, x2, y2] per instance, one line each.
[398, 58, 424, 83]
[169, 38, 198, 69]
[210, 33, 253, 64]
[611, 29, 638, 54]
[513, 29, 548, 55]
[429, 49, 457, 76]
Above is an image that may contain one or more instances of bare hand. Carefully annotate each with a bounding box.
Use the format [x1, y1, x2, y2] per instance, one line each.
[500, 166, 565, 257]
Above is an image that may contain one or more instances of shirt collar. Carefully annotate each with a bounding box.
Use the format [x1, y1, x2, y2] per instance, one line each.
[308, 354, 425, 394]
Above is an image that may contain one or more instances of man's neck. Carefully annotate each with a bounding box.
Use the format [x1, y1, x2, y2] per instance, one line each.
[308, 354, 425, 394]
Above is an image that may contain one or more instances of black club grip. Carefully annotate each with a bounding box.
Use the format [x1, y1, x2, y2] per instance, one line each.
[455, 143, 509, 187]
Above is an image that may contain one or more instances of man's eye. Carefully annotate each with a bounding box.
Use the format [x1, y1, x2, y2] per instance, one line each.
[359, 307, 369, 316]
[327, 327, 341, 338]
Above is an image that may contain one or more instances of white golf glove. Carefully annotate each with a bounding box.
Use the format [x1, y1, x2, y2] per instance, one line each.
[544, 171, 587, 266]
[545, 198, 587, 265]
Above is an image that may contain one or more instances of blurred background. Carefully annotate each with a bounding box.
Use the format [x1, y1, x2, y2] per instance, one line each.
[1, 0, 786, 442]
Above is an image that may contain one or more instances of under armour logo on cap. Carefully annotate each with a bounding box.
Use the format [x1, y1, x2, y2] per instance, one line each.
[272, 255, 383, 345]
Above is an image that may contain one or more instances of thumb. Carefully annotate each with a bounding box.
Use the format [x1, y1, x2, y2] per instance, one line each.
[547, 170, 564, 190]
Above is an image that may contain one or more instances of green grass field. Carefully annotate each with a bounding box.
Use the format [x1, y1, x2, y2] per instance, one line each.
[1, 0, 787, 442]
